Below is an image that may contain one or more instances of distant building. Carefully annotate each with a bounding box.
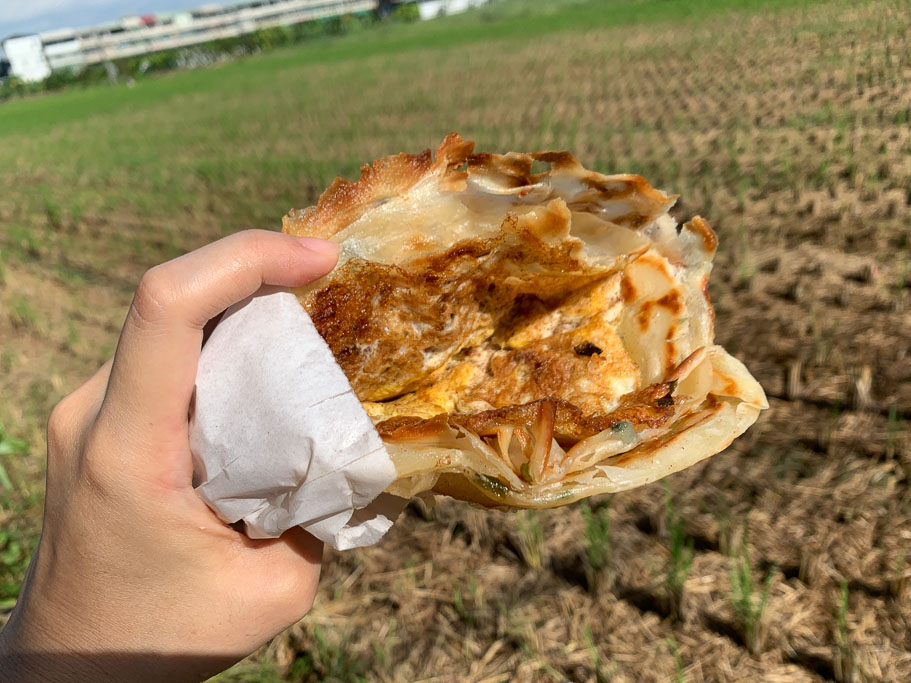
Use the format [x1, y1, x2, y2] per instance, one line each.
[41, 30, 86, 72]
[416, 0, 488, 20]
[1, 0, 489, 84]
[2, 34, 52, 82]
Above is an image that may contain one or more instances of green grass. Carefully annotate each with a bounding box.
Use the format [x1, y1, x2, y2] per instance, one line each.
[0, 0, 878, 313]
[834, 581, 861, 682]
[664, 486, 694, 620]
[515, 509, 546, 569]
[666, 637, 687, 683]
[451, 575, 485, 628]
[729, 534, 775, 655]
[0, 0, 881, 264]
[0, 0, 856, 136]
[0, 0, 848, 135]
[0, 423, 36, 606]
[211, 659, 283, 682]
[580, 497, 612, 593]
[297, 624, 370, 682]
[8, 295, 40, 332]
[585, 626, 614, 683]
[0, 423, 28, 493]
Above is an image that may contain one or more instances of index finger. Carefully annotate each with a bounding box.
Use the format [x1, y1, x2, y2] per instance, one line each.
[96, 230, 338, 481]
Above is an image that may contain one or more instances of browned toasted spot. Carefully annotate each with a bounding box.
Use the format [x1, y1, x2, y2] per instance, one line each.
[452, 399, 606, 443]
[305, 257, 494, 400]
[715, 372, 740, 397]
[376, 414, 449, 440]
[657, 290, 683, 314]
[531, 151, 580, 169]
[684, 216, 718, 254]
[666, 342, 677, 371]
[701, 274, 715, 331]
[621, 275, 637, 302]
[467, 152, 534, 183]
[615, 212, 650, 229]
[633, 252, 674, 278]
[569, 172, 674, 208]
[304, 258, 480, 400]
[458, 319, 637, 416]
[417, 234, 498, 271]
[637, 300, 655, 331]
[577, 177, 635, 199]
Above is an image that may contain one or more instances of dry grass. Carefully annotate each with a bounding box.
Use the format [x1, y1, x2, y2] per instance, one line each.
[1, 0, 910, 679]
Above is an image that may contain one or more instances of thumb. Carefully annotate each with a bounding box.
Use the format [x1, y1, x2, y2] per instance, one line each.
[95, 229, 339, 483]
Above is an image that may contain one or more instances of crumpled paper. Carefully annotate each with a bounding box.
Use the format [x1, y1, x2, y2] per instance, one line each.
[190, 288, 405, 551]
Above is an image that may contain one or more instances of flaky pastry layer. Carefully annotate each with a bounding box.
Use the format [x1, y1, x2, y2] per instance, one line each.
[283, 134, 767, 508]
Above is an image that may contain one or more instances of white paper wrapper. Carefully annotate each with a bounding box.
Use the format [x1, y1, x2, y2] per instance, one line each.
[190, 288, 404, 550]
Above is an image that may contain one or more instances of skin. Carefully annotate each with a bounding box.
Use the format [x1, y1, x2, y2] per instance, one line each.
[0, 230, 341, 682]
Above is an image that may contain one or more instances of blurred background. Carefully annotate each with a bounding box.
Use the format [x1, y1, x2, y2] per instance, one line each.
[1, 0, 909, 680]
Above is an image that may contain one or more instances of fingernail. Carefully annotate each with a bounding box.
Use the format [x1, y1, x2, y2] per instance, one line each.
[295, 237, 340, 254]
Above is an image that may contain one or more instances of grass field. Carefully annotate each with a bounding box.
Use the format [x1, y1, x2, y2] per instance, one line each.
[2, 0, 911, 679]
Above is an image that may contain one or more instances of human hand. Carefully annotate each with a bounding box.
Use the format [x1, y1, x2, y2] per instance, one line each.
[0, 230, 340, 682]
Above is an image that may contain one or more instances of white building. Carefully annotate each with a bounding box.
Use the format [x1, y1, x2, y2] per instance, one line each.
[1, 34, 51, 82]
[416, 0, 488, 20]
[1, 0, 489, 83]
[41, 28, 85, 72]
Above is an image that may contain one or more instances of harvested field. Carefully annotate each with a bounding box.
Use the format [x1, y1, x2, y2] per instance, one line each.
[1, 0, 910, 680]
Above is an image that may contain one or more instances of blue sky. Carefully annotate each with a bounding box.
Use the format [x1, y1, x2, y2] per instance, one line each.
[1, 0, 215, 39]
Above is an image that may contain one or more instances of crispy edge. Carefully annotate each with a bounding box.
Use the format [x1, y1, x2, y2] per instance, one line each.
[283, 134, 680, 241]
[282, 132, 475, 240]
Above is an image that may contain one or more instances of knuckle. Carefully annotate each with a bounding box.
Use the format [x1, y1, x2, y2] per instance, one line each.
[78, 426, 120, 497]
[47, 395, 81, 453]
[131, 265, 178, 327]
[230, 229, 269, 262]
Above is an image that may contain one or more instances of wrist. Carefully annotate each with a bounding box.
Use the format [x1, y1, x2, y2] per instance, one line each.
[0, 613, 231, 683]
[0, 614, 104, 683]
[0, 584, 244, 683]
[0, 576, 138, 683]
